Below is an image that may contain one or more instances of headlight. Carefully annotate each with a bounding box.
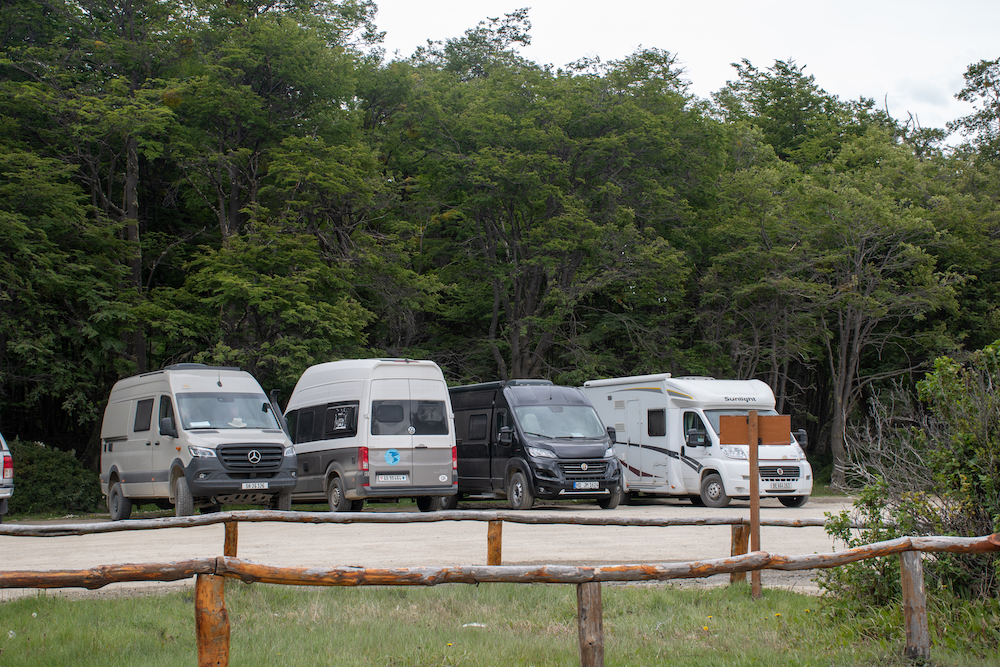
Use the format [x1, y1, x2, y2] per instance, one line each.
[604, 447, 616, 459]
[720, 445, 747, 460]
[793, 444, 806, 460]
[188, 446, 217, 458]
[284, 446, 295, 458]
[526, 446, 557, 459]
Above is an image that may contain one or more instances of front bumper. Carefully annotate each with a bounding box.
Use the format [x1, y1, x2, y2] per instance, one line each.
[185, 456, 297, 498]
[529, 458, 622, 499]
[719, 459, 813, 497]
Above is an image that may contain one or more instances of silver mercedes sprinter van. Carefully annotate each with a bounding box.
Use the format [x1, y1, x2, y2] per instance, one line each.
[100, 364, 297, 519]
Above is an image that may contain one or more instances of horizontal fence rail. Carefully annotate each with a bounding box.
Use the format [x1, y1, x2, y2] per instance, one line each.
[0, 509, 834, 537]
[2, 511, 997, 666]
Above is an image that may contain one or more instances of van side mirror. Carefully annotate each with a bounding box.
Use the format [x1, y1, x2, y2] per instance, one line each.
[686, 428, 706, 447]
[606, 426, 616, 442]
[159, 417, 177, 438]
[793, 428, 808, 447]
[499, 426, 513, 444]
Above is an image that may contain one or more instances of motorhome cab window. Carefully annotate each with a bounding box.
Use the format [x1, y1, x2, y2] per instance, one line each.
[513, 405, 606, 439]
[371, 400, 449, 436]
[684, 411, 707, 436]
[134, 398, 154, 432]
[177, 392, 279, 430]
[648, 409, 666, 437]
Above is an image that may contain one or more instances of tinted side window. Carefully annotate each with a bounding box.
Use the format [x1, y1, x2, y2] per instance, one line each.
[324, 403, 358, 438]
[134, 398, 154, 432]
[297, 410, 316, 443]
[468, 414, 488, 440]
[158, 396, 175, 433]
[648, 409, 666, 437]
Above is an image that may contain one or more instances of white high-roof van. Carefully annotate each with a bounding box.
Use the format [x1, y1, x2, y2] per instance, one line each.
[100, 364, 297, 519]
[283, 358, 457, 511]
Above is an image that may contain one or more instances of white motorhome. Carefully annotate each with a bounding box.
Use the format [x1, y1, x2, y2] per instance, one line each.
[581, 374, 812, 507]
[100, 364, 297, 520]
[283, 358, 457, 512]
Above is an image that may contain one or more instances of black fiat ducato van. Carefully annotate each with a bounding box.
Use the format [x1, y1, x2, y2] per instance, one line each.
[441, 380, 621, 510]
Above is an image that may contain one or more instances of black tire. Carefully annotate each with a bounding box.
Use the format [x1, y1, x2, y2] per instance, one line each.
[434, 494, 459, 511]
[349, 499, 365, 511]
[597, 488, 621, 510]
[327, 475, 352, 512]
[108, 481, 132, 521]
[508, 470, 534, 510]
[272, 492, 292, 511]
[619, 491, 632, 506]
[778, 495, 808, 508]
[700, 473, 730, 508]
[416, 496, 437, 512]
[689, 494, 705, 507]
[174, 476, 194, 517]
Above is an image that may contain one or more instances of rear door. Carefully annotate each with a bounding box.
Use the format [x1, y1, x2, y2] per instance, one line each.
[369, 378, 453, 491]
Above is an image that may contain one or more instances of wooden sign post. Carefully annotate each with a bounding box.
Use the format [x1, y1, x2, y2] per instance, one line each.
[719, 412, 792, 600]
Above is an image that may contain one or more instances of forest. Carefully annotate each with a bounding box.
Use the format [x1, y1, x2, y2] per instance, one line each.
[1, 0, 999, 489]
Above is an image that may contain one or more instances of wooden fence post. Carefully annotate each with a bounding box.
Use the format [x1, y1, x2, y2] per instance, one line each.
[748, 411, 761, 599]
[487, 520, 503, 566]
[899, 550, 930, 661]
[577, 581, 604, 667]
[224, 521, 238, 558]
[195, 573, 230, 667]
[730, 523, 750, 584]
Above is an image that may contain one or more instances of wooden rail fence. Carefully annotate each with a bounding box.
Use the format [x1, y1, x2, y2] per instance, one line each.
[2, 511, 998, 666]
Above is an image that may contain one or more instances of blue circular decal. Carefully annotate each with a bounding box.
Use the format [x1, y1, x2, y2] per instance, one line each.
[384, 449, 401, 465]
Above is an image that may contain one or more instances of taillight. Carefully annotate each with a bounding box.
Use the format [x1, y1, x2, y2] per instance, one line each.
[2, 454, 12, 480]
[451, 445, 458, 471]
[359, 446, 369, 472]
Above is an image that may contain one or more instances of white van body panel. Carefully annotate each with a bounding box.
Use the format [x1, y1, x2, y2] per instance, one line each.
[581, 374, 812, 505]
[284, 359, 457, 505]
[100, 365, 296, 515]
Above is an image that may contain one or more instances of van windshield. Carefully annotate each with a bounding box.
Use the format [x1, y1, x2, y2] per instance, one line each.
[513, 405, 606, 439]
[177, 393, 280, 430]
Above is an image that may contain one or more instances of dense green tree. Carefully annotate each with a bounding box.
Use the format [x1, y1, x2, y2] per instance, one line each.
[950, 57, 1000, 160]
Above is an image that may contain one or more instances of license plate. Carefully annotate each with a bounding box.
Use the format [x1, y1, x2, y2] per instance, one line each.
[241, 482, 269, 490]
[769, 481, 794, 490]
[377, 474, 408, 483]
[573, 481, 599, 490]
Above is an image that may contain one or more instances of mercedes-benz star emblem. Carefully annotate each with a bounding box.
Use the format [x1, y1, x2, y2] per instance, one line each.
[247, 450, 262, 464]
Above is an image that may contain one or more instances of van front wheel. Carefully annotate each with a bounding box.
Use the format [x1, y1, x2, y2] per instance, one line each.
[108, 481, 132, 521]
[508, 471, 534, 510]
[174, 477, 194, 517]
[700, 473, 730, 508]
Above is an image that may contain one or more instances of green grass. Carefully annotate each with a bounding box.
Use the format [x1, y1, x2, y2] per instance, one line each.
[1, 582, 996, 666]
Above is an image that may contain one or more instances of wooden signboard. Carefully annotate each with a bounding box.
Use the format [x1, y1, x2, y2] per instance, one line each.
[719, 414, 791, 445]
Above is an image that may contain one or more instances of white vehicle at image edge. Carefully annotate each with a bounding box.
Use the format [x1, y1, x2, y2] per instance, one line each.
[0, 432, 13, 523]
[581, 374, 812, 508]
[283, 358, 457, 512]
[100, 364, 297, 519]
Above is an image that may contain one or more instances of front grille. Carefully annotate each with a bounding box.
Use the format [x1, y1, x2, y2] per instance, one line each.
[219, 444, 284, 471]
[759, 466, 800, 481]
[559, 461, 608, 479]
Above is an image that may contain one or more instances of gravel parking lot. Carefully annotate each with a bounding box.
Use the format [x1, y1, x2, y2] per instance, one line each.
[0, 495, 857, 600]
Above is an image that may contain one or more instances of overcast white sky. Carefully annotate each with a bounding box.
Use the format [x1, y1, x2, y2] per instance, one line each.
[370, 0, 999, 137]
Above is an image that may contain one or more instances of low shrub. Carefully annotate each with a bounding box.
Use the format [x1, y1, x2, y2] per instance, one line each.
[6, 439, 103, 516]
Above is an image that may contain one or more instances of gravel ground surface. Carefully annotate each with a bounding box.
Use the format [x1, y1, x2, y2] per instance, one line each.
[0, 495, 857, 601]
